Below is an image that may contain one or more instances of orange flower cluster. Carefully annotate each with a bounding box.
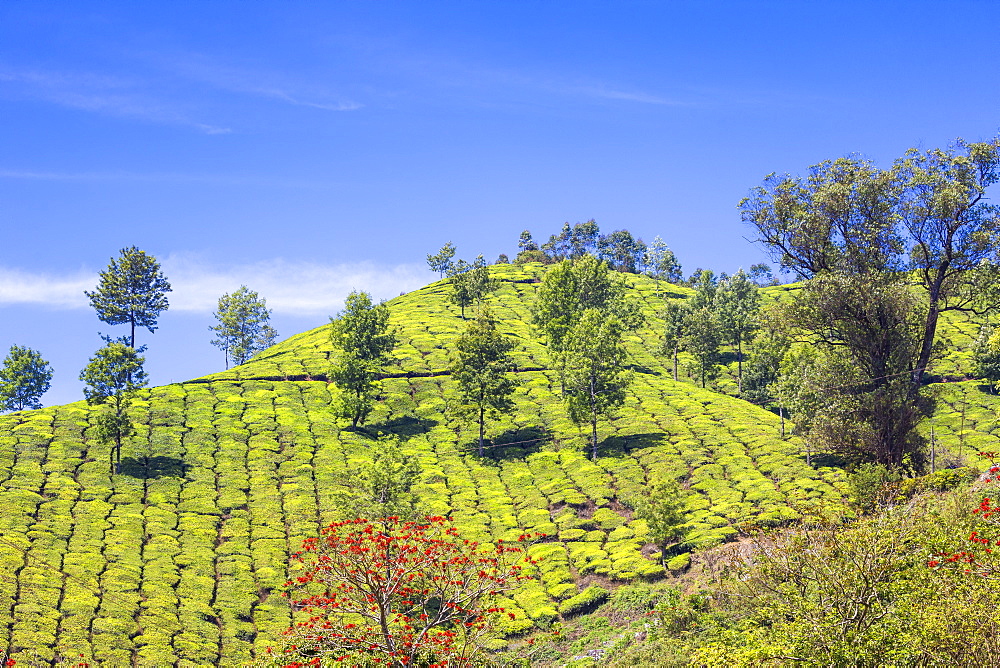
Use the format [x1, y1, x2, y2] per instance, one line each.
[279, 517, 542, 667]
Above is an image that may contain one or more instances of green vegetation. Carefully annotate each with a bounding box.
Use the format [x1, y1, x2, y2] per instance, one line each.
[4, 242, 1000, 662]
[209, 286, 278, 370]
[84, 246, 171, 349]
[0, 263, 856, 663]
[0, 345, 53, 412]
[329, 290, 397, 429]
[451, 308, 519, 456]
[79, 342, 148, 474]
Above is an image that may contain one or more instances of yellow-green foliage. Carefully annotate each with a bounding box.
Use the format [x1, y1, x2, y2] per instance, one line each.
[0, 264, 854, 664]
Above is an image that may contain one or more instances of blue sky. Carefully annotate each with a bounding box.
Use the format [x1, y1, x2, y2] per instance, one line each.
[2, 0, 999, 407]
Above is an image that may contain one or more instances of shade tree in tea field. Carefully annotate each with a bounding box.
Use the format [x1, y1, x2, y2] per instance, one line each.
[79, 341, 148, 472]
[449, 256, 496, 319]
[0, 345, 53, 412]
[634, 477, 688, 567]
[715, 269, 760, 394]
[741, 137, 1000, 468]
[559, 309, 633, 461]
[660, 300, 689, 383]
[84, 246, 171, 349]
[330, 290, 397, 428]
[450, 308, 520, 456]
[209, 286, 278, 369]
[332, 436, 423, 521]
[531, 254, 641, 355]
[427, 241, 457, 278]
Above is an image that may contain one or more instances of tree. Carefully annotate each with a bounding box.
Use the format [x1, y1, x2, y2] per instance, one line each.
[85, 246, 171, 348]
[660, 300, 689, 382]
[451, 308, 519, 456]
[742, 319, 792, 433]
[741, 141, 1000, 468]
[542, 222, 573, 261]
[644, 236, 683, 290]
[531, 254, 641, 355]
[684, 305, 721, 388]
[749, 262, 776, 286]
[330, 291, 397, 428]
[450, 259, 496, 319]
[568, 219, 601, 258]
[0, 345, 53, 412]
[785, 274, 927, 468]
[715, 269, 760, 394]
[742, 138, 1000, 385]
[332, 436, 422, 521]
[559, 309, 632, 461]
[426, 241, 457, 278]
[972, 325, 1000, 391]
[518, 229, 538, 252]
[79, 342, 148, 473]
[634, 478, 688, 567]
[209, 286, 277, 369]
[597, 229, 645, 273]
[281, 517, 536, 667]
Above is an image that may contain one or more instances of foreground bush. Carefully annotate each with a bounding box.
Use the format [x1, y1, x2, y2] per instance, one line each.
[280, 517, 539, 667]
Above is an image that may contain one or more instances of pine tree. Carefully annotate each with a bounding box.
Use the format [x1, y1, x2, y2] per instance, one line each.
[85, 246, 171, 348]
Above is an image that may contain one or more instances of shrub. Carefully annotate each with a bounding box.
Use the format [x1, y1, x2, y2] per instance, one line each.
[558, 585, 610, 617]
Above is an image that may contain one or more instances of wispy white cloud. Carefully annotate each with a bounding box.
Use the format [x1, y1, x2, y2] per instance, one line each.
[0, 268, 92, 309]
[149, 52, 363, 112]
[0, 258, 431, 316]
[567, 85, 689, 106]
[0, 65, 232, 133]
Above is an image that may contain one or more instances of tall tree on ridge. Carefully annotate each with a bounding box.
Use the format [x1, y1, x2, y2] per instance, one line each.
[210, 286, 278, 369]
[427, 241, 457, 278]
[85, 246, 171, 348]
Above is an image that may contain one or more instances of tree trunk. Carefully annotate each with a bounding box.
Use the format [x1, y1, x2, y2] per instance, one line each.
[130, 315, 136, 349]
[478, 405, 485, 457]
[591, 415, 598, 462]
[672, 344, 679, 382]
[736, 336, 743, 394]
[779, 405, 785, 438]
[914, 269, 946, 383]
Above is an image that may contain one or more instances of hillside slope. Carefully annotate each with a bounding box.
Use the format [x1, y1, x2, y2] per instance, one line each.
[0, 264, 877, 665]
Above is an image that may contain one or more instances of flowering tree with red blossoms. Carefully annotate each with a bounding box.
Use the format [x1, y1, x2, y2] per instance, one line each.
[280, 516, 540, 667]
[928, 452, 1000, 576]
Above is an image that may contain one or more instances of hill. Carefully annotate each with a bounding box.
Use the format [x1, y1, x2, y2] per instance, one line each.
[1, 262, 990, 665]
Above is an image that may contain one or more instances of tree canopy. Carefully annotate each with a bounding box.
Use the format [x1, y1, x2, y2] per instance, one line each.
[0, 345, 53, 412]
[741, 137, 1000, 468]
[85, 246, 171, 348]
[79, 342, 148, 472]
[330, 291, 397, 428]
[451, 308, 519, 456]
[209, 286, 278, 369]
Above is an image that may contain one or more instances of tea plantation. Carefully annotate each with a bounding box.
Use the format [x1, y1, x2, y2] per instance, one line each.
[1, 263, 988, 665]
